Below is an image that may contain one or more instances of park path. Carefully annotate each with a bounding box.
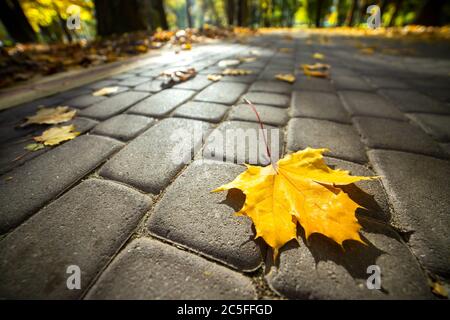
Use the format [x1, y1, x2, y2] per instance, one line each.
[0, 32, 449, 299]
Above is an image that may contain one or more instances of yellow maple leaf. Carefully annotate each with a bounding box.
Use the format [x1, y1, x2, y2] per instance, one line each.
[93, 86, 119, 96]
[275, 74, 296, 83]
[213, 148, 375, 259]
[222, 68, 253, 76]
[33, 125, 80, 146]
[208, 74, 223, 82]
[23, 106, 76, 126]
[313, 53, 325, 60]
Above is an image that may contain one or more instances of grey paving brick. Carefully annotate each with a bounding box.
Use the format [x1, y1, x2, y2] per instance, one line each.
[0, 179, 152, 299]
[338, 91, 405, 120]
[353, 117, 445, 158]
[293, 76, 335, 92]
[241, 92, 289, 108]
[92, 114, 154, 141]
[407, 113, 450, 142]
[86, 79, 118, 90]
[368, 150, 450, 278]
[65, 94, 107, 109]
[364, 76, 409, 89]
[290, 91, 350, 123]
[79, 91, 149, 120]
[323, 157, 391, 222]
[202, 120, 283, 166]
[0, 117, 98, 175]
[287, 118, 367, 163]
[118, 76, 148, 87]
[133, 79, 165, 93]
[194, 82, 248, 105]
[86, 238, 256, 300]
[0, 135, 123, 234]
[128, 89, 195, 117]
[221, 74, 258, 84]
[333, 76, 373, 91]
[266, 217, 432, 299]
[99, 118, 209, 194]
[174, 75, 212, 90]
[249, 80, 292, 94]
[148, 160, 264, 271]
[379, 89, 450, 114]
[228, 104, 288, 126]
[173, 101, 228, 123]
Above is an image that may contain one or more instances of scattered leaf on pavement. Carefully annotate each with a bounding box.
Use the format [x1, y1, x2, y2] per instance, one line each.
[222, 68, 253, 76]
[24, 143, 45, 151]
[360, 47, 375, 55]
[160, 67, 197, 88]
[301, 64, 329, 78]
[93, 86, 119, 96]
[279, 48, 293, 53]
[275, 74, 296, 83]
[181, 43, 192, 50]
[313, 53, 325, 60]
[33, 125, 80, 146]
[302, 63, 331, 71]
[218, 59, 241, 68]
[208, 74, 223, 82]
[431, 281, 449, 298]
[239, 57, 257, 63]
[22, 106, 76, 127]
[214, 147, 376, 259]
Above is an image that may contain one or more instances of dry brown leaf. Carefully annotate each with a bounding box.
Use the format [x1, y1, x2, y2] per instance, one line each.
[33, 125, 80, 146]
[22, 106, 76, 127]
[92, 86, 119, 96]
[208, 74, 223, 82]
[431, 281, 449, 298]
[302, 63, 331, 71]
[222, 68, 253, 76]
[275, 74, 296, 83]
[160, 67, 197, 88]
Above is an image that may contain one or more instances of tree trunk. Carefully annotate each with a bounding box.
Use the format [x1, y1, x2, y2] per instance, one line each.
[226, 0, 235, 26]
[388, 0, 403, 27]
[185, 0, 193, 28]
[315, 0, 324, 27]
[414, 0, 446, 26]
[237, 0, 249, 26]
[94, 0, 150, 37]
[0, 0, 37, 43]
[151, 0, 169, 30]
[346, 0, 358, 26]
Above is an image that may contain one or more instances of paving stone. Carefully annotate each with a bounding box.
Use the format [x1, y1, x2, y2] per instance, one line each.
[266, 217, 432, 299]
[293, 76, 335, 92]
[64, 94, 107, 109]
[368, 150, 450, 278]
[194, 82, 248, 105]
[241, 92, 289, 108]
[290, 91, 350, 123]
[407, 113, 450, 142]
[353, 117, 445, 158]
[0, 179, 152, 299]
[338, 91, 405, 120]
[87, 79, 118, 89]
[202, 120, 283, 166]
[99, 118, 209, 194]
[249, 80, 292, 94]
[118, 76, 149, 87]
[333, 76, 373, 91]
[0, 117, 98, 175]
[379, 89, 450, 114]
[228, 104, 288, 126]
[440, 142, 450, 157]
[0, 135, 123, 234]
[128, 89, 195, 117]
[221, 74, 259, 84]
[173, 101, 228, 123]
[148, 160, 264, 271]
[133, 79, 165, 93]
[323, 157, 391, 222]
[79, 91, 149, 120]
[174, 75, 212, 91]
[86, 238, 256, 299]
[364, 76, 409, 89]
[92, 114, 154, 141]
[287, 118, 367, 163]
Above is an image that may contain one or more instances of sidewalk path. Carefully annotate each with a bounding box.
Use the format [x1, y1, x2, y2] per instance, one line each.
[0, 32, 449, 299]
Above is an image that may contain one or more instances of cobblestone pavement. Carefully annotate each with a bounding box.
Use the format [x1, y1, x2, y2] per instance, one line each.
[1, 32, 449, 299]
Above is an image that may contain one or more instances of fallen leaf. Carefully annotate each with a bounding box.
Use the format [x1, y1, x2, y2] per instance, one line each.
[222, 68, 253, 76]
[313, 53, 325, 60]
[302, 63, 331, 71]
[33, 125, 80, 146]
[160, 67, 196, 88]
[4, 176, 13, 181]
[275, 74, 296, 83]
[24, 143, 45, 151]
[360, 47, 375, 55]
[279, 47, 293, 53]
[431, 281, 448, 298]
[218, 59, 240, 68]
[208, 74, 223, 82]
[92, 86, 119, 96]
[239, 57, 257, 63]
[213, 148, 375, 258]
[22, 106, 76, 126]
[301, 64, 329, 78]
[181, 43, 192, 50]
[135, 45, 148, 53]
